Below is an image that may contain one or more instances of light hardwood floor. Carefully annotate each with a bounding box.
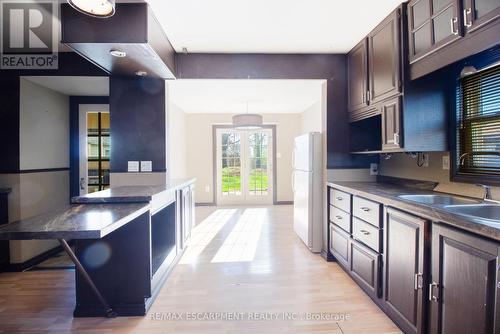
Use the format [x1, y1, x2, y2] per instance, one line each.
[0, 205, 400, 334]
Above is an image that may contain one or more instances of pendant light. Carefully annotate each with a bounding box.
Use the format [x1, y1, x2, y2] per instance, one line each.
[68, 0, 116, 18]
[232, 101, 263, 130]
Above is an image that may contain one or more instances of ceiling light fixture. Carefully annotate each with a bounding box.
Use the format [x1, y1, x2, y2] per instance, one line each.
[109, 49, 126, 58]
[135, 70, 148, 77]
[233, 102, 263, 130]
[68, 0, 116, 18]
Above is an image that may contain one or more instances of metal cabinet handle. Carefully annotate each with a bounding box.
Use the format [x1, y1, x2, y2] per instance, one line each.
[335, 215, 343, 220]
[336, 196, 343, 201]
[414, 273, 423, 290]
[463, 8, 472, 27]
[360, 207, 371, 212]
[80, 178, 86, 191]
[366, 91, 371, 102]
[393, 133, 400, 145]
[450, 17, 458, 35]
[429, 282, 439, 301]
[359, 229, 370, 235]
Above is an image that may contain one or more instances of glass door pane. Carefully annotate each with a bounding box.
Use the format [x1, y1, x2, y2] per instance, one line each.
[86, 111, 110, 193]
[221, 132, 242, 196]
[247, 132, 269, 196]
[474, 0, 500, 19]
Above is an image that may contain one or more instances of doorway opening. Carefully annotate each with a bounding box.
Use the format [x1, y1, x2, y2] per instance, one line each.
[215, 127, 274, 205]
[79, 105, 110, 195]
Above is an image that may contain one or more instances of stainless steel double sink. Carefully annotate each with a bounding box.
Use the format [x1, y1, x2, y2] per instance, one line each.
[398, 194, 500, 223]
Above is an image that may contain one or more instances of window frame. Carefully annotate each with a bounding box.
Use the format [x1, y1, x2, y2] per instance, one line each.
[451, 62, 500, 186]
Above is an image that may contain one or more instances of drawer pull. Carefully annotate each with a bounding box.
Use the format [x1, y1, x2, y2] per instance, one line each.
[360, 207, 371, 212]
[336, 196, 343, 201]
[359, 229, 370, 236]
[429, 282, 439, 302]
[335, 215, 343, 220]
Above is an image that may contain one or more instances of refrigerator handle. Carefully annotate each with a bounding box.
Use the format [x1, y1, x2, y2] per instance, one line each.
[292, 171, 295, 192]
[292, 146, 296, 169]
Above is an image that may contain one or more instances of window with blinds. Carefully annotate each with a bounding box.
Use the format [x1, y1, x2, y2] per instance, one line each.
[456, 63, 500, 177]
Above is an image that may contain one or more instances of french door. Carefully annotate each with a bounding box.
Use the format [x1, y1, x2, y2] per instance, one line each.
[216, 128, 273, 205]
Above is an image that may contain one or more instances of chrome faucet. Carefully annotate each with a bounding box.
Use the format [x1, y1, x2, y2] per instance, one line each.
[459, 151, 500, 166]
[476, 184, 492, 201]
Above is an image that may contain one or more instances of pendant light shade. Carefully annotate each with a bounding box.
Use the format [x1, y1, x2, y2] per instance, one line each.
[232, 114, 263, 130]
[68, 0, 115, 18]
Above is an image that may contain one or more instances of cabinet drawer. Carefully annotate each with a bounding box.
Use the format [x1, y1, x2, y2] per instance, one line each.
[329, 205, 351, 233]
[329, 223, 350, 269]
[350, 239, 381, 299]
[330, 188, 351, 213]
[353, 196, 381, 227]
[352, 217, 381, 253]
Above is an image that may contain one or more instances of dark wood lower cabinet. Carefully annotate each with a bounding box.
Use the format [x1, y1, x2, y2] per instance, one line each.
[329, 223, 350, 269]
[384, 208, 428, 334]
[0, 191, 9, 272]
[430, 223, 500, 334]
[349, 239, 381, 299]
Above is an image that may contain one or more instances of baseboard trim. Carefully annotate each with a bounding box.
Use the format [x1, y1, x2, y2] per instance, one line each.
[275, 201, 293, 205]
[4, 241, 74, 272]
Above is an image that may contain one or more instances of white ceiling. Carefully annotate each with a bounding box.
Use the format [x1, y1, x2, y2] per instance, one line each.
[22, 76, 109, 96]
[168, 79, 324, 114]
[147, 0, 405, 53]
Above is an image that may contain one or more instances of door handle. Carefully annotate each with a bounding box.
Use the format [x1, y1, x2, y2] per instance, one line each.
[414, 273, 423, 290]
[80, 178, 86, 191]
[463, 8, 472, 27]
[429, 282, 439, 301]
[450, 17, 458, 35]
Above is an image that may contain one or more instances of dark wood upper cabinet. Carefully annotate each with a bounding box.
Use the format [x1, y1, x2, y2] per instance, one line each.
[381, 97, 402, 150]
[409, 0, 500, 78]
[383, 208, 428, 334]
[408, 0, 463, 63]
[463, 0, 500, 32]
[368, 9, 402, 104]
[347, 39, 369, 113]
[430, 223, 500, 334]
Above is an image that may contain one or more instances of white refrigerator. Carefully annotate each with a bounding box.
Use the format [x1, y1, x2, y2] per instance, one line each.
[293, 132, 323, 253]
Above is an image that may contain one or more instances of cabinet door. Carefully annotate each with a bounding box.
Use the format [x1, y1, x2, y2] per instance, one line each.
[384, 208, 427, 334]
[430, 223, 500, 334]
[347, 39, 369, 112]
[329, 223, 350, 269]
[0, 194, 8, 271]
[350, 239, 381, 299]
[368, 8, 401, 104]
[463, 0, 500, 32]
[408, 0, 462, 63]
[381, 97, 402, 150]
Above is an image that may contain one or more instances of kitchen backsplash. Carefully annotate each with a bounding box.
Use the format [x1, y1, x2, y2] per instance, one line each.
[379, 152, 500, 200]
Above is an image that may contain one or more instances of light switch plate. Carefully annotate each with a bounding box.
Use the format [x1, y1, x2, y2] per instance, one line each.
[442, 155, 450, 170]
[276, 152, 282, 159]
[128, 161, 139, 172]
[140, 161, 152, 172]
[370, 163, 379, 175]
[205, 186, 210, 193]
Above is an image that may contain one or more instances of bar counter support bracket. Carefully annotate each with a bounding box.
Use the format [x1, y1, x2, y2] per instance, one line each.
[58, 239, 117, 318]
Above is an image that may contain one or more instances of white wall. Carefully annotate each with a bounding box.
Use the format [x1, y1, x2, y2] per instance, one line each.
[185, 113, 301, 204]
[1, 79, 71, 263]
[300, 101, 322, 134]
[167, 102, 188, 179]
[20, 79, 69, 170]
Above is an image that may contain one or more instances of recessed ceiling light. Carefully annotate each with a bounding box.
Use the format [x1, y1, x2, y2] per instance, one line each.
[135, 70, 148, 77]
[67, 0, 115, 18]
[109, 49, 126, 58]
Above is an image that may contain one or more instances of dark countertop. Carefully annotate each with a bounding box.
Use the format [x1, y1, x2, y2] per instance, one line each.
[72, 178, 196, 205]
[0, 203, 150, 240]
[327, 181, 500, 241]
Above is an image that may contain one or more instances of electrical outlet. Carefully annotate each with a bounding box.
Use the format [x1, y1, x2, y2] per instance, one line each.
[422, 153, 429, 167]
[370, 163, 379, 175]
[205, 186, 210, 193]
[127, 161, 139, 172]
[140, 161, 152, 172]
[442, 155, 450, 170]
